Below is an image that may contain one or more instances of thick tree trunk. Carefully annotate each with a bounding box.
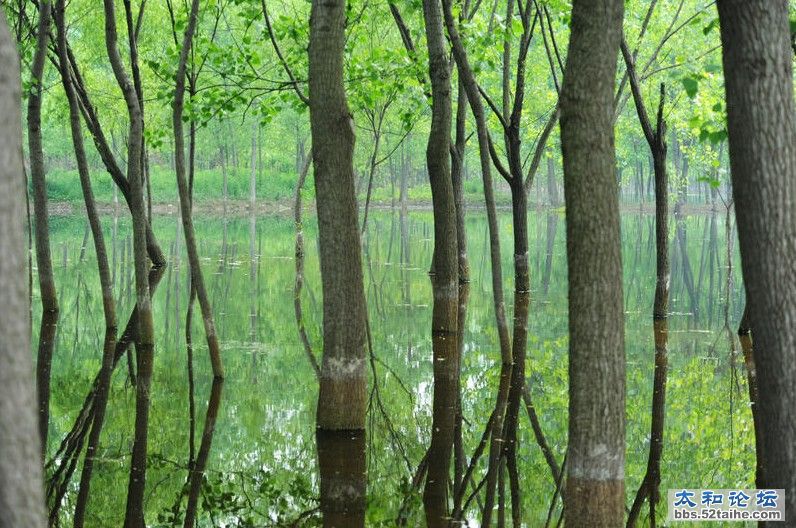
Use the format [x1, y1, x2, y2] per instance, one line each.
[717, 1, 796, 517]
[421, 0, 460, 522]
[559, 1, 626, 525]
[0, 12, 47, 526]
[309, 0, 367, 435]
[28, 0, 59, 457]
[308, 0, 368, 522]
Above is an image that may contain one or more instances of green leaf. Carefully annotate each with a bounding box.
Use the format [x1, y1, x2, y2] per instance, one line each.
[681, 77, 699, 98]
[708, 129, 728, 144]
[698, 175, 721, 188]
[703, 18, 719, 35]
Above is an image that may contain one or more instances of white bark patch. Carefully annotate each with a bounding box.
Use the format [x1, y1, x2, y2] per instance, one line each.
[322, 356, 366, 380]
[432, 280, 458, 301]
[568, 443, 625, 481]
[324, 479, 365, 502]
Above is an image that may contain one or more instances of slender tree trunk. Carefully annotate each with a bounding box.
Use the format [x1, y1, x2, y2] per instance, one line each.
[559, 1, 626, 525]
[183, 378, 223, 528]
[717, 1, 796, 516]
[309, 0, 368, 521]
[542, 211, 557, 296]
[250, 122, 257, 211]
[0, 12, 47, 525]
[546, 154, 559, 206]
[452, 76, 469, 282]
[452, 281, 470, 500]
[28, 0, 59, 457]
[57, 13, 165, 267]
[173, 0, 224, 379]
[675, 213, 700, 324]
[101, 1, 155, 525]
[621, 39, 671, 527]
[53, 2, 118, 526]
[171, 3, 226, 526]
[737, 305, 763, 486]
[421, 0, 459, 522]
[360, 128, 381, 234]
[501, 180, 530, 527]
[442, 2, 515, 523]
[294, 150, 321, 378]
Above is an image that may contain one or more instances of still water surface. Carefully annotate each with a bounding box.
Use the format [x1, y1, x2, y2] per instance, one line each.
[41, 207, 754, 526]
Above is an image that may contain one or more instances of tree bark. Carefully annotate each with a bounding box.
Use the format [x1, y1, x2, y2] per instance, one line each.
[559, 1, 626, 525]
[101, 1, 155, 525]
[621, 38, 671, 527]
[173, 0, 224, 379]
[294, 150, 321, 378]
[27, 0, 59, 457]
[737, 305, 763, 487]
[0, 11, 47, 526]
[452, 77, 469, 282]
[308, 0, 368, 522]
[421, 0, 460, 523]
[717, 1, 796, 517]
[52, 2, 118, 526]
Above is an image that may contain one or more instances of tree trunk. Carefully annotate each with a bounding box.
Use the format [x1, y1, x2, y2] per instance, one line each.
[0, 12, 47, 525]
[542, 211, 558, 296]
[452, 76, 469, 281]
[308, 0, 368, 521]
[53, 2, 118, 526]
[559, 1, 626, 525]
[173, 0, 224, 379]
[27, 0, 59, 457]
[101, 1, 155, 525]
[250, 122, 257, 210]
[621, 38, 671, 527]
[442, 2, 516, 523]
[546, 154, 559, 206]
[737, 305, 763, 487]
[421, 0, 460, 522]
[717, 0, 796, 515]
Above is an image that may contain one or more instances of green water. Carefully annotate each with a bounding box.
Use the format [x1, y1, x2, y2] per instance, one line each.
[40, 207, 753, 526]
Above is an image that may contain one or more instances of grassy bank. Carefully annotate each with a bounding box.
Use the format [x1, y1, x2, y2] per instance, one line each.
[42, 165, 515, 206]
[44, 166, 301, 203]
